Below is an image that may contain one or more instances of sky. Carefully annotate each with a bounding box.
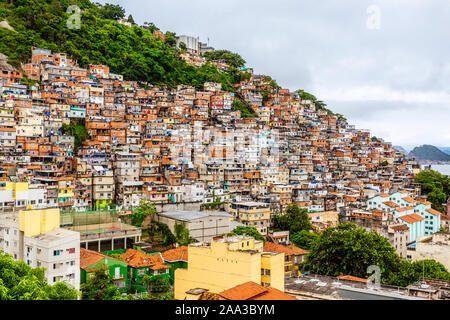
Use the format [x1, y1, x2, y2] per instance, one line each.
[98, 0, 450, 150]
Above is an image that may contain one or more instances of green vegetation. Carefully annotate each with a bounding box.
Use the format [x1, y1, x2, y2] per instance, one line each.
[0, 251, 79, 300]
[228, 226, 265, 242]
[387, 260, 450, 288]
[232, 98, 256, 118]
[201, 198, 223, 209]
[273, 203, 312, 234]
[143, 275, 171, 294]
[262, 76, 280, 90]
[80, 265, 123, 300]
[174, 222, 195, 246]
[415, 170, 450, 213]
[150, 221, 177, 246]
[203, 50, 246, 69]
[290, 230, 319, 251]
[97, 3, 125, 20]
[60, 122, 89, 151]
[0, 0, 247, 91]
[300, 223, 450, 286]
[295, 89, 347, 121]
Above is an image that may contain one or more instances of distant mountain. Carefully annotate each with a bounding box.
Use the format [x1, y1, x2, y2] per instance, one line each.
[393, 146, 407, 153]
[438, 147, 450, 155]
[407, 145, 450, 162]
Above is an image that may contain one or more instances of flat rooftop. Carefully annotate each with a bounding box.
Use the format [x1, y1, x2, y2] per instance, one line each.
[33, 228, 78, 242]
[158, 210, 232, 222]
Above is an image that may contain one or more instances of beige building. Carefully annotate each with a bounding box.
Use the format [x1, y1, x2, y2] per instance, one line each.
[387, 223, 410, 259]
[156, 211, 232, 243]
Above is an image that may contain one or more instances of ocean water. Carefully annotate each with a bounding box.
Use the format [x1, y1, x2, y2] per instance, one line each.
[422, 164, 450, 176]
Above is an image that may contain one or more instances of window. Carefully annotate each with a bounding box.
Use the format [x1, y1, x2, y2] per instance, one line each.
[137, 269, 146, 276]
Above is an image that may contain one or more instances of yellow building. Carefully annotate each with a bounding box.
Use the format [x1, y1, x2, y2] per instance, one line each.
[18, 208, 60, 237]
[174, 236, 285, 300]
[226, 201, 271, 235]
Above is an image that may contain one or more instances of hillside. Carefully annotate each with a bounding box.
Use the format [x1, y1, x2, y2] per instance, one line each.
[0, 0, 249, 91]
[0, 0, 340, 119]
[407, 145, 450, 162]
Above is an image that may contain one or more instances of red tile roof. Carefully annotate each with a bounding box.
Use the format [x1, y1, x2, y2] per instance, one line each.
[396, 206, 415, 212]
[426, 208, 442, 216]
[287, 244, 309, 255]
[161, 246, 188, 262]
[402, 197, 416, 204]
[219, 282, 297, 300]
[80, 248, 121, 269]
[391, 225, 409, 231]
[399, 214, 425, 224]
[120, 248, 168, 268]
[263, 242, 298, 255]
[383, 201, 399, 208]
[417, 199, 432, 206]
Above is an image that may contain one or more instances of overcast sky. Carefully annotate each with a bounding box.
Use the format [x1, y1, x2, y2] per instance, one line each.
[98, 0, 450, 150]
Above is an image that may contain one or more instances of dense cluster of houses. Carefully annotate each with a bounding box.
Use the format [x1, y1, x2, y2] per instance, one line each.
[1, 44, 449, 299]
[0, 47, 424, 227]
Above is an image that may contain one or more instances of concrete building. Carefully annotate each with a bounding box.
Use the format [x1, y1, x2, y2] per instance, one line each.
[387, 223, 410, 259]
[176, 35, 200, 54]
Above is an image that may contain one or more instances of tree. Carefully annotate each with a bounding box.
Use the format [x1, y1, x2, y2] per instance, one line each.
[99, 3, 126, 20]
[151, 222, 177, 245]
[295, 89, 317, 102]
[290, 230, 319, 250]
[0, 251, 79, 300]
[273, 203, 312, 234]
[228, 226, 265, 242]
[203, 50, 246, 69]
[131, 200, 156, 227]
[148, 275, 170, 294]
[174, 222, 195, 246]
[415, 170, 450, 212]
[80, 266, 122, 300]
[60, 122, 89, 152]
[301, 223, 402, 283]
[387, 260, 450, 287]
[165, 31, 177, 47]
[47, 282, 79, 300]
[178, 42, 187, 52]
[127, 14, 135, 24]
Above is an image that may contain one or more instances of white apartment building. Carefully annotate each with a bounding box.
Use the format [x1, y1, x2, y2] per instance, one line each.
[0, 210, 80, 291]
